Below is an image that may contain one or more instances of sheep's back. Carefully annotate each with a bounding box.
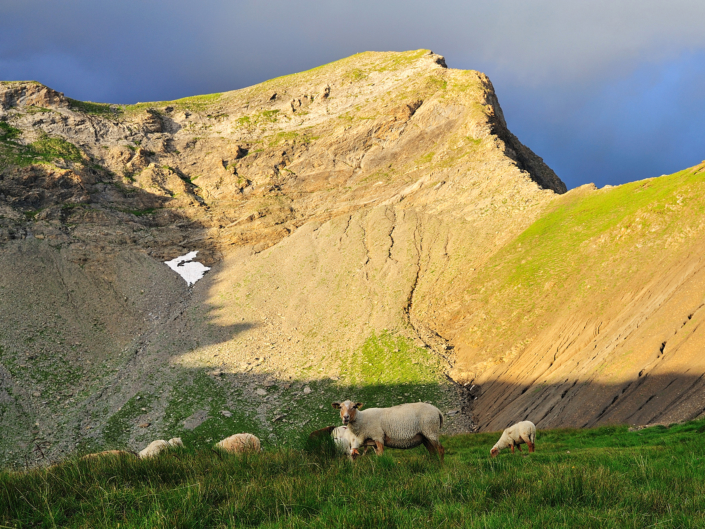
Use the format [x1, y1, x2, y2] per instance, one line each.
[379, 402, 441, 440]
[505, 421, 535, 442]
[139, 440, 169, 459]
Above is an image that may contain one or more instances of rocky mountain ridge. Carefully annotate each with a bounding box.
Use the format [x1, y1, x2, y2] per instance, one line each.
[2, 49, 702, 467]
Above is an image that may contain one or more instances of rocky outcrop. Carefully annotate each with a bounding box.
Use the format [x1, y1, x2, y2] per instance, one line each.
[0, 82, 69, 112]
[9, 48, 667, 467]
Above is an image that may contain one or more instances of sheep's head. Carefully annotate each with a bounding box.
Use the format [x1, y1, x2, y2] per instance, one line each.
[332, 400, 363, 425]
[490, 447, 499, 458]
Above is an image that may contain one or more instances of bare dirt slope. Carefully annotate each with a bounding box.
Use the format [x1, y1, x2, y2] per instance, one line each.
[448, 166, 705, 430]
[4, 49, 702, 465]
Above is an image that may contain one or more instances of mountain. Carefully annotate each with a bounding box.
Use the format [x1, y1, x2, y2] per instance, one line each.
[3, 49, 699, 467]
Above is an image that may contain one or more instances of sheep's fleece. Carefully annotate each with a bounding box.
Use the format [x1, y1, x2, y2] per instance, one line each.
[216, 433, 261, 453]
[491, 421, 536, 455]
[139, 438, 184, 459]
[334, 400, 444, 455]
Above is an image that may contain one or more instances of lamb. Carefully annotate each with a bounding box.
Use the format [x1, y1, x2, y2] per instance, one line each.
[332, 400, 445, 461]
[216, 433, 261, 454]
[490, 421, 536, 457]
[138, 437, 184, 459]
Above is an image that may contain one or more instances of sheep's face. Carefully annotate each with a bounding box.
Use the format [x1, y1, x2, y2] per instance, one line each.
[332, 400, 363, 425]
[490, 447, 499, 457]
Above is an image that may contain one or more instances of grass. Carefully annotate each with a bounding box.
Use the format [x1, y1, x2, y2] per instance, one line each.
[0, 122, 83, 170]
[2, 420, 705, 527]
[458, 162, 705, 353]
[66, 98, 119, 118]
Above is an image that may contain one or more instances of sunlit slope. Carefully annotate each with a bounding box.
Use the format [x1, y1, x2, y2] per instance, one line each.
[450, 161, 705, 429]
[0, 50, 567, 464]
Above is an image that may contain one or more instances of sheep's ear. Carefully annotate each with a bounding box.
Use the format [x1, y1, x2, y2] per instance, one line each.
[332, 402, 341, 409]
[354, 402, 364, 410]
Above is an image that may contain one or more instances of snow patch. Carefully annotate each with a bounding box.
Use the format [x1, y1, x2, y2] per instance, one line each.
[165, 251, 211, 286]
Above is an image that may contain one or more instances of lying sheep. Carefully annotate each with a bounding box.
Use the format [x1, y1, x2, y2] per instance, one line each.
[490, 421, 536, 457]
[168, 437, 184, 448]
[332, 400, 445, 461]
[139, 437, 184, 459]
[306, 426, 374, 458]
[216, 433, 261, 454]
[332, 426, 376, 458]
[82, 450, 136, 460]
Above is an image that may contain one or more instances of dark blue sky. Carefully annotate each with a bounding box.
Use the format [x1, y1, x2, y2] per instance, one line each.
[2, 0, 704, 189]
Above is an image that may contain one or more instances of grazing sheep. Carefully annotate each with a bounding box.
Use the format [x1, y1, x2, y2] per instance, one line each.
[216, 433, 261, 454]
[332, 400, 445, 461]
[490, 421, 536, 457]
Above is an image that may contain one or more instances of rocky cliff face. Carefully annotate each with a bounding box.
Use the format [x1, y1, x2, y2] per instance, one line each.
[5, 49, 700, 466]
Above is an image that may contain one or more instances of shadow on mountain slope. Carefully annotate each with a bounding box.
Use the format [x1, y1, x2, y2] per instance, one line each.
[470, 373, 705, 432]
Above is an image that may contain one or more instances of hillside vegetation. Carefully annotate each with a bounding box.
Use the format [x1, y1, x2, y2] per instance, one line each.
[1, 48, 705, 467]
[451, 162, 705, 431]
[2, 421, 704, 528]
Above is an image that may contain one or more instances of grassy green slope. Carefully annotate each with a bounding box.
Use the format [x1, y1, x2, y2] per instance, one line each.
[454, 161, 705, 378]
[2, 420, 704, 528]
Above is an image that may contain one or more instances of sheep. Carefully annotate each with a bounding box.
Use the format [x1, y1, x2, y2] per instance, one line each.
[331, 425, 354, 455]
[81, 450, 136, 460]
[331, 425, 376, 458]
[216, 433, 261, 454]
[167, 437, 184, 448]
[306, 426, 374, 458]
[138, 437, 185, 459]
[490, 421, 536, 457]
[332, 400, 445, 461]
[139, 440, 169, 459]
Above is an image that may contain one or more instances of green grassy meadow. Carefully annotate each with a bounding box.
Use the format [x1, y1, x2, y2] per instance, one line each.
[2, 420, 705, 528]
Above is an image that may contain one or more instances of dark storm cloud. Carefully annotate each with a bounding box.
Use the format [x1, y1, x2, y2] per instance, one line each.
[1, 0, 704, 187]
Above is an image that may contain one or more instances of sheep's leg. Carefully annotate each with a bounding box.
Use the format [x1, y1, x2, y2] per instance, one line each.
[374, 440, 384, 456]
[520, 434, 535, 453]
[511, 444, 515, 454]
[436, 441, 445, 464]
[421, 436, 436, 457]
[516, 444, 522, 452]
[422, 437, 445, 463]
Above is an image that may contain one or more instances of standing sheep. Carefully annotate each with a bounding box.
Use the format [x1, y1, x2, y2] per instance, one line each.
[332, 400, 445, 461]
[490, 421, 536, 457]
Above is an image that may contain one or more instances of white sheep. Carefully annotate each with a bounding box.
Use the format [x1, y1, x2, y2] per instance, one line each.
[332, 400, 445, 461]
[138, 437, 185, 459]
[331, 426, 376, 458]
[216, 433, 261, 454]
[490, 421, 536, 457]
[81, 450, 136, 460]
[332, 425, 353, 454]
[168, 437, 184, 448]
[139, 440, 169, 459]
